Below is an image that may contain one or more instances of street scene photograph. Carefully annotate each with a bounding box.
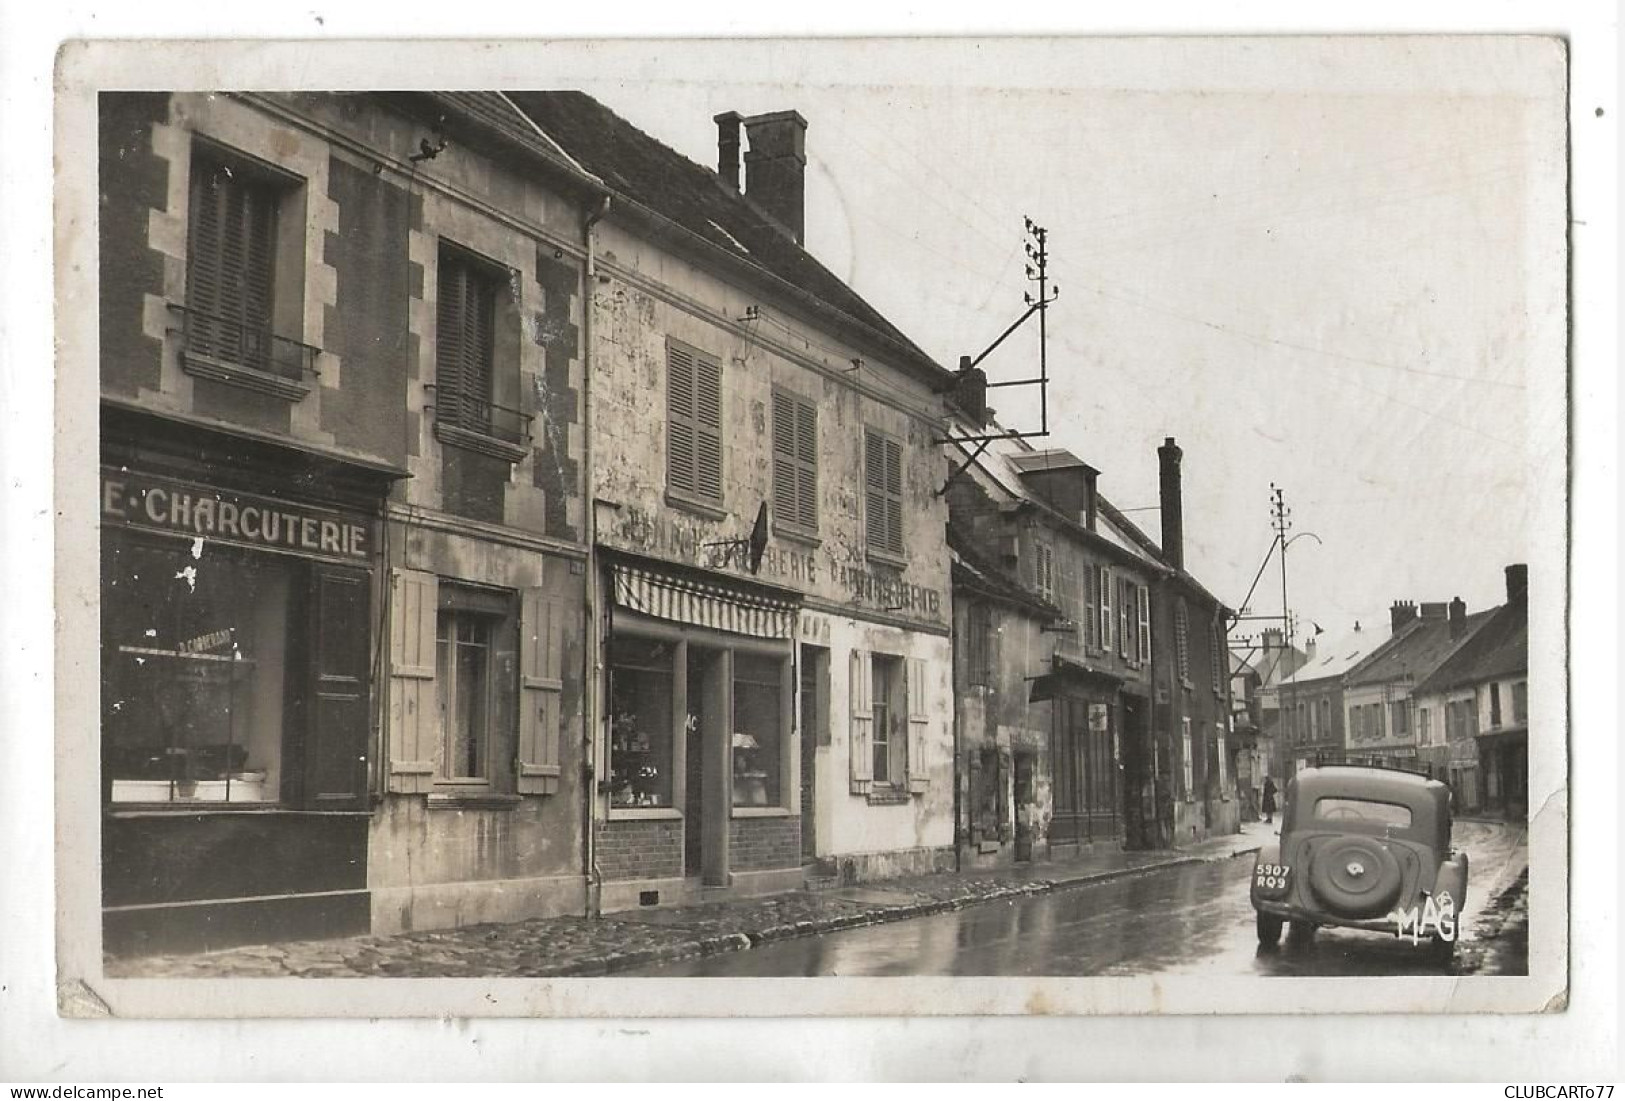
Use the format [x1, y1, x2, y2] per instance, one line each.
[74, 34, 1564, 1000]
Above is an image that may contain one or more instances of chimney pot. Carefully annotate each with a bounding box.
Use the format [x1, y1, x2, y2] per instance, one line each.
[713, 111, 743, 191]
[1157, 437, 1184, 571]
[1505, 563, 1528, 604]
[1390, 600, 1419, 635]
[1449, 596, 1468, 640]
[742, 109, 808, 244]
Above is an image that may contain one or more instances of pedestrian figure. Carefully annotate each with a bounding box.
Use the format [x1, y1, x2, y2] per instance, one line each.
[1261, 775, 1278, 824]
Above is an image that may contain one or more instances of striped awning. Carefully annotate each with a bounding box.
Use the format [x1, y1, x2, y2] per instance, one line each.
[612, 564, 797, 640]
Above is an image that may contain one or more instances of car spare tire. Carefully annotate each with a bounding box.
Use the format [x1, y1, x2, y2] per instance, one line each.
[1307, 836, 1403, 918]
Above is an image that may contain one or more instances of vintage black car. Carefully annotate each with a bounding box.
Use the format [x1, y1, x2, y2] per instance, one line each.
[1251, 765, 1468, 957]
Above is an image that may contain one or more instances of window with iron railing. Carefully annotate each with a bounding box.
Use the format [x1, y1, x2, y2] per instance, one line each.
[433, 243, 532, 460]
[177, 143, 316, 399]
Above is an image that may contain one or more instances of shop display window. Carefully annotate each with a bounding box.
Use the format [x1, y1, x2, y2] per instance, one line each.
[608, 638, 676, 808]
[102, 537, 292, 804]
[731, 654, 784, 807]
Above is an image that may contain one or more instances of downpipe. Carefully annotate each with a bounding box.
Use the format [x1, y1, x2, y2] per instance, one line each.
[581, 192, 611, 918]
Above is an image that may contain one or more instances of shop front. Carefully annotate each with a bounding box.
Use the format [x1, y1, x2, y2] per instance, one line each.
[100, 408, 397, 955]
[596, 553, 804, 910]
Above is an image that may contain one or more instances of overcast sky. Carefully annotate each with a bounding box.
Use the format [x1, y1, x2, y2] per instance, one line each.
[547, 36, 1567, 647]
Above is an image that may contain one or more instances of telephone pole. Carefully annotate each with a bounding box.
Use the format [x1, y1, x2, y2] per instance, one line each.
[1271, 484, 1296, 766]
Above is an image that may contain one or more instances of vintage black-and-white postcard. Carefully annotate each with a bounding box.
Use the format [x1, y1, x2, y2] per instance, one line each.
[19, 9, 1617, 1081]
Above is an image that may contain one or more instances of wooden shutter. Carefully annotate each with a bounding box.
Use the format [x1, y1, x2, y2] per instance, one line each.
[771, 391, 798, 525]
[1137, 585, 1152, 664]
[387, 568, 437, 793]
[667, 342, 697, 496]
[848, 649, 873, 794]
[795, 398, 818, 529]
[906, 656, 930, 793]
[1084, 563, 1098, 649]
[517, 586, 565, 795]
[883, 436, 903, 554]
[694, 351, 724, 501]
[864, 431, 884, 550]
[438, 250, 497, 430]
[1099, 566, 1113, 653]
[1119, 579, 1132, 659]
[187, 154, 277, 368]
[305, 566, 371, 809]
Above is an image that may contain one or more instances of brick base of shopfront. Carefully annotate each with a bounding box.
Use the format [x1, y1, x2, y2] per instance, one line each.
[596, 815, 805, 913]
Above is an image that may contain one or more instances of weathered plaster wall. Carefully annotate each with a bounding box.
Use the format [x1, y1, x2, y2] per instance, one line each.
[589, 221, 950, 632]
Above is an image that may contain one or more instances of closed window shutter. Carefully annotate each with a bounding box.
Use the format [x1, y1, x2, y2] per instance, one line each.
[438, 251, 498, 431]
[694, 352, 724, 501]
[1084, 565, 1098, 649]
[1119, 579, 1131, 659]
[864, 432, 885, 550]
[848, 649, 873, 794]
[884, 437, 903, 554]
[667, 342, 697, 496]
[306, 566, 371, 808]
[1099, 567, 1113, 652]
[187, 156, 278, 369]
[906, 657, 930, 793]
[436, 261, 468, 425]
[772, 391, 798, 523]
[795, 399, 818, 529]
[387, 569, 438, 793]
[517, 587, 565, 795]
[1137, 586, 1152, 664]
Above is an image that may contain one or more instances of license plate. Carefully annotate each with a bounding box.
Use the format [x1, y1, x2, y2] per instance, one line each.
[1254, 863, 1291, 890]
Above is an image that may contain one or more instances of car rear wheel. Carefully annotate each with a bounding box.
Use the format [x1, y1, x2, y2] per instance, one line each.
[1256, 913, 1283, 945]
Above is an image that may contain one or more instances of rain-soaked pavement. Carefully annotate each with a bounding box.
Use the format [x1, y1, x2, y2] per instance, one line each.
[625, 820, 1526, 978]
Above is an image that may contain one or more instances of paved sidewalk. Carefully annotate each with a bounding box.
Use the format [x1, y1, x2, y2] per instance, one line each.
[107, 822, 1267, 979]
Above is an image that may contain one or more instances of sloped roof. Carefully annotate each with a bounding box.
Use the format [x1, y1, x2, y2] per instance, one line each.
[505, 91, 948, 385]
[1344, 609, 1495, 688]
[1284, 628, 1390, 686]
[1413, 600, 1527, 695]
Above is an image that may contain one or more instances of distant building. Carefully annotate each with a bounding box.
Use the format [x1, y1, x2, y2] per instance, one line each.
[1273, 624, 1385, 775]
[1413, 565, 1528, 815]
[1342, 598, 1490, 772]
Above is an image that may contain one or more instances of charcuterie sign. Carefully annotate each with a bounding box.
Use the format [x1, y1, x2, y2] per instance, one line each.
[101, 470, 371, 562]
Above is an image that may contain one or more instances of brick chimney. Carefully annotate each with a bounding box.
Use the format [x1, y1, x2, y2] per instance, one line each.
[1390, 600, 1418, 634]
[1505, 563, 1528, 604]
[1157, 436, 1184, 571]
[1419, 601, 1448, 620]
[713, 111, 743, 190]
[1449, 596, 1468, 640]
[742, 110, 808, 244]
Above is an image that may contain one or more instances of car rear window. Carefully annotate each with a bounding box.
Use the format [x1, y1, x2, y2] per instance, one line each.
[1312, 797, 1413, 828]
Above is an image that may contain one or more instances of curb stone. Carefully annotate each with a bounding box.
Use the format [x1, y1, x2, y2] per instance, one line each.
[571, 844, 1258, 977]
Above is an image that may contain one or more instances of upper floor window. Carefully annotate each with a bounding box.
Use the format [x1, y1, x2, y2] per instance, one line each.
[864, 429, 904, 558]
[1118, 577, 1132, 660]
[1211, 621, 1225, 694]
[1174, 599, 1191, 684]
[668, 340, 724, 504]
[1489, 682, 1503, 727]
[1512, 680, 1527, 725]
[179, 142, 314, 396]
[434, 243, 530, 458]
[1098, 565, 1114, 653]
[435, 583, 518, 788]
[965, 601, 994, 689]
[1136, 584, 1152, 664]
[1035, 542, 1056, 604]
[1390, 700, 1410, 737]
[771, 388, 818, 533]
